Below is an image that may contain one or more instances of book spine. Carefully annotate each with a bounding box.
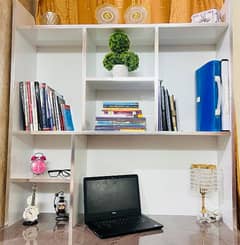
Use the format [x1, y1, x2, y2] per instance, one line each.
[19, 81, 26, 130]
[26, 81, 33, 131]
[23, 82, 29, 131]
[51, 88, 58, 130]
[40, 83, 48, 130]
[46, 86, 54, 130]
[52, 91, 60, 131]
[161, 86, 167, 131]
[158, 80, 163, 131]
[30, 81, 38, 131]
[170, 95, 178, 131]
[165, 89, 173, 131]
[56, 95, 65, 130]
[34, 81, 43, 130]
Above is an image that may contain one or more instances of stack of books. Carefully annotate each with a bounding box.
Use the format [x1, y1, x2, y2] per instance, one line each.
[95, 102, 146, 132]
[19, 81, 74, 131]
[158, 81, 178, 131]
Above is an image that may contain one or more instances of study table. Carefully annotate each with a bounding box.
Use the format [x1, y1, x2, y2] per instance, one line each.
[0, 214, 237, 245]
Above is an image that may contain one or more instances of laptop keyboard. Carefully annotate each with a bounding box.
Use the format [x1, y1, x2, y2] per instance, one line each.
[94, 216, 146, 229]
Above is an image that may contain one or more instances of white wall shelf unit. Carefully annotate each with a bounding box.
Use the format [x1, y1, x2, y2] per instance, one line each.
[5, 1, 235, 242]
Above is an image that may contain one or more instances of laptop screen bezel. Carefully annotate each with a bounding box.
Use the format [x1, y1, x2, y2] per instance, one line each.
[83, 174, 141, 223]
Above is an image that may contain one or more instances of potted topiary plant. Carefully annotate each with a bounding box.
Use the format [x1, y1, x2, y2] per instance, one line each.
[103, 31, 139, 77]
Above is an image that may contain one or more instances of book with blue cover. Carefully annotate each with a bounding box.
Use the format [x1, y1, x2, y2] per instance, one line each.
[62, 104, 74, 131]
[196, 60, 222, 131]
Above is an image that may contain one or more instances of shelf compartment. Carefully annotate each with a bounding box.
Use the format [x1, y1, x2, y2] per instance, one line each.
[10, 135, 72, 179]
[86, 77, 155, 90]
[17, 26, 83, 47]
[158, 23, 228, 45]
[87, 25, 155, 46]
[86, 26, 156, 78]
[85, 85, 155, 132]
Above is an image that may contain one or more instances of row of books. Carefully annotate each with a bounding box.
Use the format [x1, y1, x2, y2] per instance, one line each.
[19, 81, 74, 131]
[158, 81, 178, 131]
[95, 102, 146, 131]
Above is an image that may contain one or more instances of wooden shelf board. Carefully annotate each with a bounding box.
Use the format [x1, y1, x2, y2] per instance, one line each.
[10, 177, 70, 184]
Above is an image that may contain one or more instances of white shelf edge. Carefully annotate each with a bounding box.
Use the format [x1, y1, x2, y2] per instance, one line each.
[12, 131, 76, 136]
[10, 177, 71, 184]
[86, 77, 155, 82]
[13, 130, 231, 136]
[79, 130, 231, 136]
[17, 23, 228, 30]
[16, 23, 228, 47]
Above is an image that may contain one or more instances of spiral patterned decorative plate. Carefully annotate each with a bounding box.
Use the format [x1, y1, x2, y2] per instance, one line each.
[124, 5, 148, 24]
[95, 4, 119, 24]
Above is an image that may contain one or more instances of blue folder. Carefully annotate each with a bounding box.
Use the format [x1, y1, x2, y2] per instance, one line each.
[196, 60, 222, 131]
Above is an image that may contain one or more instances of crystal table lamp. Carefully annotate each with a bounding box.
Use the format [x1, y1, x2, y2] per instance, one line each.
[190, 163, 218, 223]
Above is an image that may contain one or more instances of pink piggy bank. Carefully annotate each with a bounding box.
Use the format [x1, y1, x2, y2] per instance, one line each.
[31, 153, 47, 175]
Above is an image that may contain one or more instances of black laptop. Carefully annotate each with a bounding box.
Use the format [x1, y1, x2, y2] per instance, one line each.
[83, 174, 163, 238]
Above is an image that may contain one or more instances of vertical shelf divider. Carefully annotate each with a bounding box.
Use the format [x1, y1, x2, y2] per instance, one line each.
[154, 26, 160, 132]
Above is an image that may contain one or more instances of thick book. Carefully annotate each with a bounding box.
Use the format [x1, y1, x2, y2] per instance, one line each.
[26, 81, 33, 131]
[196, 60, 222, 131]
[165, 88, 173, 131]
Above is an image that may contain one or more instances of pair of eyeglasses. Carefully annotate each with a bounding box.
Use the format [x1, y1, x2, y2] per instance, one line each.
[48, 169, 71, 178]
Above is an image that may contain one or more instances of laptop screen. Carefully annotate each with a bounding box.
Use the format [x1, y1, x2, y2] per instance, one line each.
[84, 175, 141, 222]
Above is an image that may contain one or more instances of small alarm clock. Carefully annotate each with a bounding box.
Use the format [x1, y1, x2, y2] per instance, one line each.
[31, 153, 47, 175]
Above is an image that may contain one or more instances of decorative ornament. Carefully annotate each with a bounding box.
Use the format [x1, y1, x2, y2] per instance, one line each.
[23, 184, 39, 226]
[95, 4, 119, 24]
[30, 152, 47, 175]
[124, 5, 148, 24]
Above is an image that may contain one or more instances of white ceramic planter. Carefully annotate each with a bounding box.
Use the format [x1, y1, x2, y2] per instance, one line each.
[112, 65, 128, 77]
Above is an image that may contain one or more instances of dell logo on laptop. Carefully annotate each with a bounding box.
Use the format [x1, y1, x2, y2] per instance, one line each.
[112, 211, 117, 215]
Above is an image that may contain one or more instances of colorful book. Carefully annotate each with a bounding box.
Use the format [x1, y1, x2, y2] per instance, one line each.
[62, 104, 74, 131]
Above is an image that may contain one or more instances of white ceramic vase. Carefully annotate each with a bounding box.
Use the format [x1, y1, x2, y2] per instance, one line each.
[112, 65, 128, 77]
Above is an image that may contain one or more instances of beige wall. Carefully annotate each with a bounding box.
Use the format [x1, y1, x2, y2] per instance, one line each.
[0, 0, 12, 226]
[19, 0, 35, 15]
[0, 0, 11, 227]
[0, 0, 34, 227]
